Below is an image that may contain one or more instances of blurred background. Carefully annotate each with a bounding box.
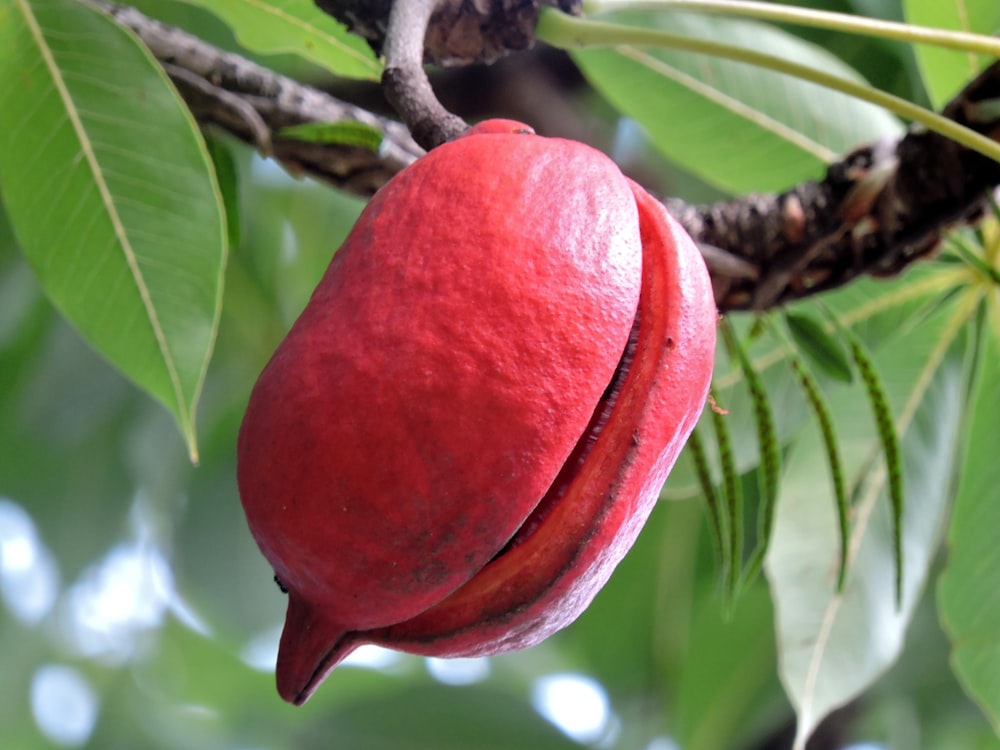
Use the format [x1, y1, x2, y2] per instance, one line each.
[2, 0, 999, 748]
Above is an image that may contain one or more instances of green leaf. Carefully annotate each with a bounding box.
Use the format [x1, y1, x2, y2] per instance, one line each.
[278, 120, 384, 151]
[785, 310, 854, 384]
[178, 0, 381, 80]
[0, 0, 227, 461]
[768, 293, 976, 749]
[205, 135, 241, 251]
[687, 426, 730, 578]
[768, 314, 852, 590]
[571, 12, 903, 194]
[790, 354, 851, 591]
[841, 324, 905, 606]
[675, 583, 784, 750]
[565, 498, 702, 696]
[720, 319, 780, 586]
[903, 0, 1000, 108]
[938, 303, 1000, 734]
[711, 391, 742, 607]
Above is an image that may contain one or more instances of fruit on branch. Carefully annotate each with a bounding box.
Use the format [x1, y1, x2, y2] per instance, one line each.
[237, 119, 717, 705]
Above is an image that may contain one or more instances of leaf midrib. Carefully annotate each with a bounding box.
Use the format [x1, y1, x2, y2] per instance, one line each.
[225, 0, 381, 76]
[619, 45, 837, 163]
[18, 0, 187, 414]
[792, 286, 982, 746]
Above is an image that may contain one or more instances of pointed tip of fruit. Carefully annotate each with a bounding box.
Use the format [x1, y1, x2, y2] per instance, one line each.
[275, 595, 358, 705]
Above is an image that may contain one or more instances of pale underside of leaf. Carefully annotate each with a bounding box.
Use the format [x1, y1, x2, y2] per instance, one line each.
[769, 318, 850, 591]
[615, 45, 836, 162]
[719, 319, 780, 586]
[769, 290, 978, 749]
[569, 11, 902, 193]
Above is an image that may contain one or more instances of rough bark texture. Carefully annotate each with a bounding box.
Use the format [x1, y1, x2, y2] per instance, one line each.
[91, 0, 1000, 312]
[667, 79, 1000, 311]
[92, 1, 423, 194]
[315, 0, 582, 66]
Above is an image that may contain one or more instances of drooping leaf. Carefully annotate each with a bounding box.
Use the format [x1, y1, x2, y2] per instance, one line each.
[177, 0, 381, 80]
[0, 0, 227, 461]
[710, 392, 742, 607]
[720, 319, 780, 586]
[687, 426, 729, 579]
[571, 12, 903, 193]
[841, 324, 905, 607]
[769, 293, 977, 750]
[667, 327, 811, 502]
[938, 300, 1000, 733]
[770, 315, 852, 591]
[903, 0, 1000, 108]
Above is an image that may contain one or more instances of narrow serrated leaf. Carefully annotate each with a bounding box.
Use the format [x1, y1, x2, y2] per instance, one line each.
[769, 315, 852, 591]
[205, 135, 241, 250]
[710, 393, 742, 608]
[570, 12, 902, 193]
[772, 292, 976, 749]
[948, 233, 1000, 286]
[0, 0, 226, 460]
[790, 355, 850, 591]
[686, 425, 730, 582]
[720, 319, 780, 586]
[785, 310, 854, 383]
[842, 327, 904, 608]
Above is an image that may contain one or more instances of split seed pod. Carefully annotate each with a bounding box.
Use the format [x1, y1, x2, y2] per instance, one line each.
[237, 120, 717, 704]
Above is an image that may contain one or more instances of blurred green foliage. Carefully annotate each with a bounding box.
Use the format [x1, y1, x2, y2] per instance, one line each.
[2, 0, 1000, 749]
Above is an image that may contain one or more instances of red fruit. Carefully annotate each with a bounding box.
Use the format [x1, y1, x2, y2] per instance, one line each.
[237, 119, 716, 705]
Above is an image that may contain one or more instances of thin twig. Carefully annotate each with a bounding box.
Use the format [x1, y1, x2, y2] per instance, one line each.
[381, 0, 468, 148]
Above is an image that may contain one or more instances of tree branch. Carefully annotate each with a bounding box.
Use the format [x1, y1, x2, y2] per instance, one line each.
[315, 0, 582, 67]
[88, 0, 424, 195]
[381, 0, 468, 149]
[94, 0, 1000, 312]
[667, 81, 1000, 311]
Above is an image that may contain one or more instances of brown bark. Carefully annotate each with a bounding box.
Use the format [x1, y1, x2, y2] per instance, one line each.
[315, 0, 581, 66]
[91, 0, 1000, 312]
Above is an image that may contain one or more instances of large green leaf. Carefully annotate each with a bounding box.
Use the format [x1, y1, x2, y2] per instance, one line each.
[178, 0, 381, 80]
[572, 12, 902, 194]
[767, 292, 976, 749]
[0, 0, 226, 460]
[674, 583, 785, 750]
[938, 302, 1000, 734]
[903, 0, 1000, 108]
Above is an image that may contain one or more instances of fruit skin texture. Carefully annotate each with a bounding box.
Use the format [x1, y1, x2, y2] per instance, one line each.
[237, 119, 717, 705]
